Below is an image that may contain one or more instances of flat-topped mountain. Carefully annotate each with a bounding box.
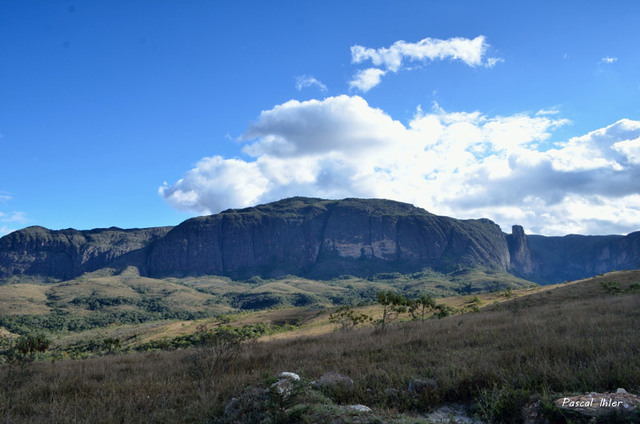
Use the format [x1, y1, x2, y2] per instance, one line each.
[1, 197, 639, 283]
[146, 197, 510, 279]
[0, 226, 172, 281]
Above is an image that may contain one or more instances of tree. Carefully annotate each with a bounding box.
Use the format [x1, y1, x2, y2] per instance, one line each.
[409, 294, 436, 323]
[376, 291, 409, 331]
[0, 333, 51, 364]
[329, 306, 372, 331]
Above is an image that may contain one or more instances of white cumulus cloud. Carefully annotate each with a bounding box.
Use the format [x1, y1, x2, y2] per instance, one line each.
[349, 36, 500, 91]
[600, 56, 618, 64]
[349, 68, 387, 92]
[160, 157, 270, 214]
[160, 95, 640, 235]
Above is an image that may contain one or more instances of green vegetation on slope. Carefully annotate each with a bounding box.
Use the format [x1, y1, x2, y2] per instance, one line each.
[0, 266, 531, 339]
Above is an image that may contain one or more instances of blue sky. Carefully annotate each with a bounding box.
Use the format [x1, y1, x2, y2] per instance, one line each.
[1, 1, 640, 236]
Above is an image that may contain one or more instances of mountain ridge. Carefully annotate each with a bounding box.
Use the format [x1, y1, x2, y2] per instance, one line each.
[1, 197, 639, 284]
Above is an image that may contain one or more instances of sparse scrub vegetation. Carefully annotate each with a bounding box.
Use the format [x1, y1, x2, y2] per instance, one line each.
[601, 281, 623, 295]
[0, 271, 639, 422]
[601, 280, 640, 295]
[329, 306, 372, 331]
[0, 333, 51, 365]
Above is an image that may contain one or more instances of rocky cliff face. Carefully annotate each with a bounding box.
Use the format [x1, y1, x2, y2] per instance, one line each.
[145, 197, 511, 279]
[1, 197, 639, 284]
[516, 231, 640, 283]
[0, 226, 172, 280]
[506, 225, 533, 275]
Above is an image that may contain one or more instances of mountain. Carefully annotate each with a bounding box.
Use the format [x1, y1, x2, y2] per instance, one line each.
[1, 197, 639, 284]
[146, 197, 510, 279]
[0, 225, 172, 281]
[507, 226, 640, 283]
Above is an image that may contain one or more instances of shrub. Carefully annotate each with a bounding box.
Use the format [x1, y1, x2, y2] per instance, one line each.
[329, 306, 372, 331]
[600, 281, 622, 295]
[0, 333, 51, 365]
[626, 282, 640, 293]
[434, 304, 455, 319]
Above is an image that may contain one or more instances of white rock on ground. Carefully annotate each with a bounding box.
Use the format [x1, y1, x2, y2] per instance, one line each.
[344, 405, 372, 412]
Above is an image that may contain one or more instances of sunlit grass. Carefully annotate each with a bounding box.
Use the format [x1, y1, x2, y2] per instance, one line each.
[1, 272, 638, 422]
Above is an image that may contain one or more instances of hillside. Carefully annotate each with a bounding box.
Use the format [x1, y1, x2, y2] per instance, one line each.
[1, 197, 640, 284]
[0, 270, 638, 423]
[0, 266, 532, 340]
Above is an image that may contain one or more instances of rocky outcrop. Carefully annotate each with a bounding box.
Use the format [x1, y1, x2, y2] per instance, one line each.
[0, 226, 172, 280]
[506, 225, 533, 275]
[508, 229, 640, 283]
[553, 388, 640, 420]
[1, 197, 639, 284]
[145, 197, 511, 279]
[270, 372, 302, 398]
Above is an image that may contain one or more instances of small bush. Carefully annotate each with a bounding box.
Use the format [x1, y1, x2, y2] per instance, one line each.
[0, 333, 51, 365]
[626, 282, 640, 293]
[601, 281, 622, 295]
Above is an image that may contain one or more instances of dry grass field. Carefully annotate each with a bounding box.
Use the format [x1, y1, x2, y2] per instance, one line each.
[0, 271, 638, 423]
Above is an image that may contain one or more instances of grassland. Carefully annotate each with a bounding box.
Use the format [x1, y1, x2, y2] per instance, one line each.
[0, 270, 638, 422]
[0, 266, 530, 340]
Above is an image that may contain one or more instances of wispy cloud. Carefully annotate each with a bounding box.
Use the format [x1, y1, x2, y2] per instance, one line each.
[0, 209, 28, 237]
[295, 75, 327, 92]
[349, 36, 501, 91]
[486, 57, 504, 68]
[0, 211, 28, 223]
[160, 95, 640, 235]
[600, 56, 618, 64]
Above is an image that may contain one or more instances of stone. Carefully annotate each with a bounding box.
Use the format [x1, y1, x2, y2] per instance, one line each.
[278, 371, 300, 381]
[553, 390, 640, 418]
[270, 371, 301, 398]
[345, 404, 372, 412]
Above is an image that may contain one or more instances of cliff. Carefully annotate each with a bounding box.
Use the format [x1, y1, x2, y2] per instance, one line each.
[0, 226, 172, 280]
[1, 197, 639, 284]
[506, 225, 533, 275]
[518, 231, 640, 283]
[145, 197, 511, 279]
